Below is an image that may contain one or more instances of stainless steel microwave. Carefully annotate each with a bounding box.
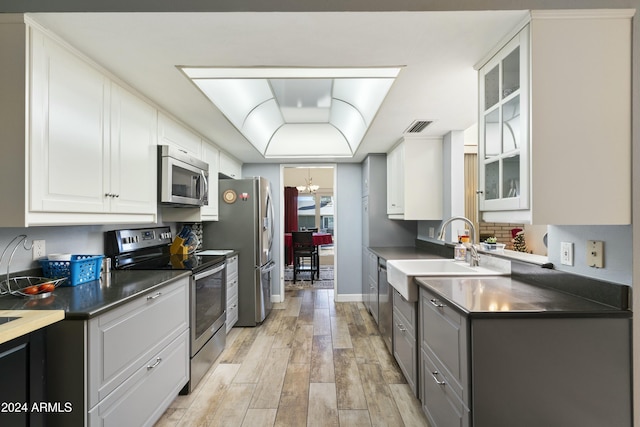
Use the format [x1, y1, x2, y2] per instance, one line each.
[158, 145, 209, 207]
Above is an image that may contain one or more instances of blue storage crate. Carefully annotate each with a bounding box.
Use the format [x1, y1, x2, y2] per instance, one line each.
[40, 255, 104, 286]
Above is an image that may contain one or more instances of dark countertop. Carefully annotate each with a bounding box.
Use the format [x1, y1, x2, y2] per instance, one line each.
[368, 246, 445, 261]
[0, 270, 190, 320]
[415, 276, 631, 319]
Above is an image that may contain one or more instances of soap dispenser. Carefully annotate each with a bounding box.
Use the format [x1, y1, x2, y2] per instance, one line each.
[454, 242, 467, 261]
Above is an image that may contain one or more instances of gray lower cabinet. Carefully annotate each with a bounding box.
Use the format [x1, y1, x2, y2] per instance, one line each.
[362, 247, 370, 311]
[392, 289, 418, 397]
[362, 248, 378, 322]
[419, 287, 469, 427]
[367, 250, 379, 324]
[45, 276, 189, 427]
[418, 286, 632, 427]
[226, 255, 239, 332]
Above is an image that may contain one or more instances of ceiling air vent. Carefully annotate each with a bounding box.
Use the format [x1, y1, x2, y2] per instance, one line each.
[404, 120, 433, 134]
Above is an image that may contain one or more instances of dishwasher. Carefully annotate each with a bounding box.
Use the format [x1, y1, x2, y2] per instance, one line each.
[378, 258, 392, 353]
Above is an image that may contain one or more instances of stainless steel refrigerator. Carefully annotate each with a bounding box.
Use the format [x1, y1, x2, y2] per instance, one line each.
[202, 177, 275, 326]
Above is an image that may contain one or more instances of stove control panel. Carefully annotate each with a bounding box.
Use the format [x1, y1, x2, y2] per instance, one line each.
[105, 226, 173, 255]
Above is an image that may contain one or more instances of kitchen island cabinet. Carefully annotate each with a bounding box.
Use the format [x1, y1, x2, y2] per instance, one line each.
[477, 10, 633, 225]
[417, 277, 631, 427]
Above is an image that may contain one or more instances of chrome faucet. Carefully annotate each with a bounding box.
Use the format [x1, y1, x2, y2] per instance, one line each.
[437, 216, 480, 267]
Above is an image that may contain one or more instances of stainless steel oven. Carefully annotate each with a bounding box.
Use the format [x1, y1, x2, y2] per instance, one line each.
[188, 260, 226, 393]
[105, 226, 226, 394]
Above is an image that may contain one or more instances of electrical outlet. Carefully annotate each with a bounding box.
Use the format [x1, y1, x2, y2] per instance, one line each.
[32, 240, 45, 260]
[428, 227, 435, 238]
[560, 241, 573, 266]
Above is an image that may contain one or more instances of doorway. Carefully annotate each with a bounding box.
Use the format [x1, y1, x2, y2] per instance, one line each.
[281, 165, 336, 291]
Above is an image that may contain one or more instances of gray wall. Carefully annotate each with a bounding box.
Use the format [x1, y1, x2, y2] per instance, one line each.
[244, 163, 362, 297]
[548, 225, 632, 286]
[0, 219, 177, 274]
[335, 163, 363, 295]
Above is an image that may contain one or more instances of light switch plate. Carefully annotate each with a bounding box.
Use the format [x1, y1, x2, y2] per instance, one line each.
[587, 240, 604, 268]
[560, 242, 573, 266]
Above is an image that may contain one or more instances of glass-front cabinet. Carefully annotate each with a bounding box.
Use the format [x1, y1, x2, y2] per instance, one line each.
[476, 12, 631, 225]
[478, 26, 529, 213]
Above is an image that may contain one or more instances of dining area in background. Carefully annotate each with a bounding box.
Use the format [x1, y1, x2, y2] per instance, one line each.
[284, 230, 334, 268]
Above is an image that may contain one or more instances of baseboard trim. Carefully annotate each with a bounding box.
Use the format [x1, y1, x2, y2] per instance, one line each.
[334, 293, 363, 302]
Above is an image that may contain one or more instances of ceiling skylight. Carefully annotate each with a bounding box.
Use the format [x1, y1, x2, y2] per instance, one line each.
[181, 67, 401, 158]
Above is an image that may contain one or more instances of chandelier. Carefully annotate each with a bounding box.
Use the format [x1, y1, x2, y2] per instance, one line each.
[296, 170, 320, 193]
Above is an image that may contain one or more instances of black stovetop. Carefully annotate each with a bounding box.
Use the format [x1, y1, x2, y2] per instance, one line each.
[116, 252, 225, 273]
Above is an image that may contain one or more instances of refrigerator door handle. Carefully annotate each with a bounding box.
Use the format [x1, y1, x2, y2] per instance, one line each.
[259, 260, 276, 272]
[266, 186, 274, 249]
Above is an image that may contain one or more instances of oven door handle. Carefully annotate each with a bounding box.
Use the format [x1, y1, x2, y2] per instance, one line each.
[193, 263, 225, 280]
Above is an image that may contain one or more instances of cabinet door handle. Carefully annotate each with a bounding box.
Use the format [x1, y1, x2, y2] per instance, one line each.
[396, 323, 406, 332]
[147, 357, 162, 370]
[431, 371, 446, 386]
[429, 298, 445, 308]
[147, 292, 162, 300]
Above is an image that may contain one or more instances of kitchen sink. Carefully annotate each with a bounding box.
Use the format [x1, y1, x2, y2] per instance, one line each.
[387, 258, 508, 302]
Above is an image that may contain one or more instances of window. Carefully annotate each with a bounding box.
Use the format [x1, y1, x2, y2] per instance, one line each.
[297, 191, 334, 236]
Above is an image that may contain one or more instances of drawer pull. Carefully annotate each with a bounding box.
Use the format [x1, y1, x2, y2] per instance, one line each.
[147, 357, 162, 370]
[147, 292, 162, 300]
[431, 371, 446, 386]
[429, 298, 445, 308]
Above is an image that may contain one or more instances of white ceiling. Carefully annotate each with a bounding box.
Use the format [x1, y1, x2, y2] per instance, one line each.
[27, 11, 529, 164]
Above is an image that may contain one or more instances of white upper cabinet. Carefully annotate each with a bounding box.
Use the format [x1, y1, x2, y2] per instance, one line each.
[109, 83, 157, 215]
[219, 151, 242, 179]
[27, 24, 157, 225]
[200, 141, 220, 221]
[386, 143, 404, 215]
[478, 10, 633, 225]
[30, 28, 111, 215]
[478, 29, 529, 214]
[387, 136, 443, 220]
[158, 112, 202, 158]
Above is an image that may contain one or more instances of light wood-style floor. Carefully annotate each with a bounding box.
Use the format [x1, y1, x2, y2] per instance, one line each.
[155, 288, 429, 427]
